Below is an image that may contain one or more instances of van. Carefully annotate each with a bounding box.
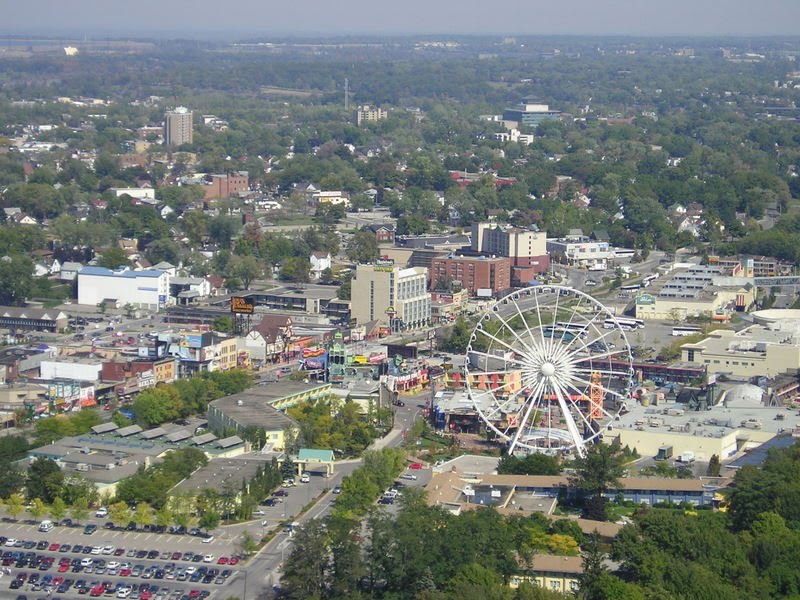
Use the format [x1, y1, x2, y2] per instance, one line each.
[38, 520, 54, 532]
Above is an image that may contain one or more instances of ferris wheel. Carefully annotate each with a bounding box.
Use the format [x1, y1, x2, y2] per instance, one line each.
[464, 285, 634, 457]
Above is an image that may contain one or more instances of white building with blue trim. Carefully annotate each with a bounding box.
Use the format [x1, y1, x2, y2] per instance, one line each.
[77, 266, 170, 310]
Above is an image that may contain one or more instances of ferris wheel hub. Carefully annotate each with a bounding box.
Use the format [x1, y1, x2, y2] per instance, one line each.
[540, 362, 556, 377]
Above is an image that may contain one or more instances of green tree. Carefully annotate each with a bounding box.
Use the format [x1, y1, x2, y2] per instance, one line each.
[229, 255, 262, 289]
[280, 520, 330, 599]
[0, 462, 24, 498]
[28, 497, 47, 521]
[155, 504, 173, 528]
[49, 497, 67, 522]
[570, 444, 625, 521]
[498, 453, 561, 475]
[109, 501, 132, 527]
[96, 247, 130, 268]
[26, 457, 64, 503]
[199, 511, 220, 532]
[346, 230, 380, 264]
[707, 454, 721, 477]
[69, 497, 89, 524]
[0, 254, 34, 305]
[133, 502, 154, 528]
[6, 492, 25, 520]
[279, 256, 311, 282]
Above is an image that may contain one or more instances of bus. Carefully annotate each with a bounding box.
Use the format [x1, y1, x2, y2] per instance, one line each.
[620, 283, 642, 291]
[671, 325, 702, 337]
[603, 317, 645, 331]
[556, 321, 589, 333]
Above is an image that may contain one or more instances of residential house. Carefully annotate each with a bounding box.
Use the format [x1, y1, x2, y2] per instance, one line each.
[59, 262, 84, 282]
[364, 223, 396, 243]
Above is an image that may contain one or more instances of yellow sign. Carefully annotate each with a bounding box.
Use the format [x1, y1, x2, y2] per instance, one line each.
[231, 296, 255, 314]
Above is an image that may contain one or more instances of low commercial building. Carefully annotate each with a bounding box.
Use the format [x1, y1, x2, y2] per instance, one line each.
[681, 322, 800, 378]
[169, 456, 271, 497]
[501, 100, 561, 128]
[207, 384, 331, 451]
[635, 265, 756, 320]
[0, 307, 68, 333]
[77, 266, 170, 310]
[546, 236, 613, 268]
[40, 358, 102, 382]
[511, 555, 583, 594]
[425, 471, 726, 511]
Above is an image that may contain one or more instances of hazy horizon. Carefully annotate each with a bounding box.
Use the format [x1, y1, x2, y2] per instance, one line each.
[2, 0, 800, 38]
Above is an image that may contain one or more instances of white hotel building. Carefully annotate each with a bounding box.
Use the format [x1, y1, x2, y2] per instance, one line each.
[77, 267, 170, 310]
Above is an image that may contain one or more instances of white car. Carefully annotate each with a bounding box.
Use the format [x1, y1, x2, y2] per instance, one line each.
[81, 557, 94, 567]
[102, 545, 115, 555]
[185, 566, 197, 575]
[3, 538, 16, 547]
[107, 561, 120, 569]
[203, 554, 214, 563]
[95, 507, 108, 518]
[201, 536, 214, 544]
[91, 546, 102, 555]
[253, 510, 265, 516]
[117, 586, 132, 598]
[300, 473, 310, 483]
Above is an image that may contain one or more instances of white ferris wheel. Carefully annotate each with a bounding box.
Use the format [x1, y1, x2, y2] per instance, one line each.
[465, 285, 634, 457]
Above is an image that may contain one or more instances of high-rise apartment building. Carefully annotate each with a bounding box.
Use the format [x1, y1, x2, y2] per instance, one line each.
[351, 261, 430, 332]
[164, 106, 193, 146]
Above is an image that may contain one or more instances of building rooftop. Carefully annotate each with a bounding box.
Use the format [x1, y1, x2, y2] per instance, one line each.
[79, 266, 164, 279]
[209, 384, 311, 431]
[170, 456, 271, 494]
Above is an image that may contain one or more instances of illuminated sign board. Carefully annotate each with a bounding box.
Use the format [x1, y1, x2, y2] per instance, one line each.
[231, 296, 255, 314]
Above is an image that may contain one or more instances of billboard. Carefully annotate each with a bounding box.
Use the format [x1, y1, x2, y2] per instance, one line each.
[231, 296, 255, 315]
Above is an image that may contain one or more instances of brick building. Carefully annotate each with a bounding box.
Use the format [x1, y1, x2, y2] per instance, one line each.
[204, 171, 249, 200]
[430, 255, 511, 296]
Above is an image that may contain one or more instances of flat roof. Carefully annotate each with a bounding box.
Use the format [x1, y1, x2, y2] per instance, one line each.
[217, 435, 244, 449]
[117, 425, 143, 437]
[170, 457, 269, 494]
[165, 430, 192, 443]
[298, 448, 334, 462]
[91, 422, 119, 434]
[140, 427, 166, 440]
[191, 433, 217, 446]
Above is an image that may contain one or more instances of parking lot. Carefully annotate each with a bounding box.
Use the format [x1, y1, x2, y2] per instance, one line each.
[0, 521, 245, 600]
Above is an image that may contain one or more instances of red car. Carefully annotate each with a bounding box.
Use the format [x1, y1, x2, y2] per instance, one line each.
[189, 591, 201, 598]
[139, 592, 152, 600]
[58, 564, 70, 572]
[52, 576, 64, 585]
[228, 557, 239, 566]
[49, 543, 61, 551]
[216, 556, 228, 565]
[90, 585, 105, 597]
[408, 462, 424, 470]
[120, 567, 131, 577]
[171, 552, 182, 560]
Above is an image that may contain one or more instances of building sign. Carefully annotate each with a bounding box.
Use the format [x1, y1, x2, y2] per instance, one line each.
[373, 258, 395, 272]
[636, 293, 656, 305]
[231, 296, 255, 314]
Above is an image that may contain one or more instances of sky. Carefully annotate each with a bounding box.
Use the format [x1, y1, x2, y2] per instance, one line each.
[2, 0, 800, 37]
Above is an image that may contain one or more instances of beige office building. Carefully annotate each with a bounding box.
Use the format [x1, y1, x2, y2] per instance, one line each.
[681, 323, 800, 378]
[165, 106, 193, 146]
[351, 261, 430, 332]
